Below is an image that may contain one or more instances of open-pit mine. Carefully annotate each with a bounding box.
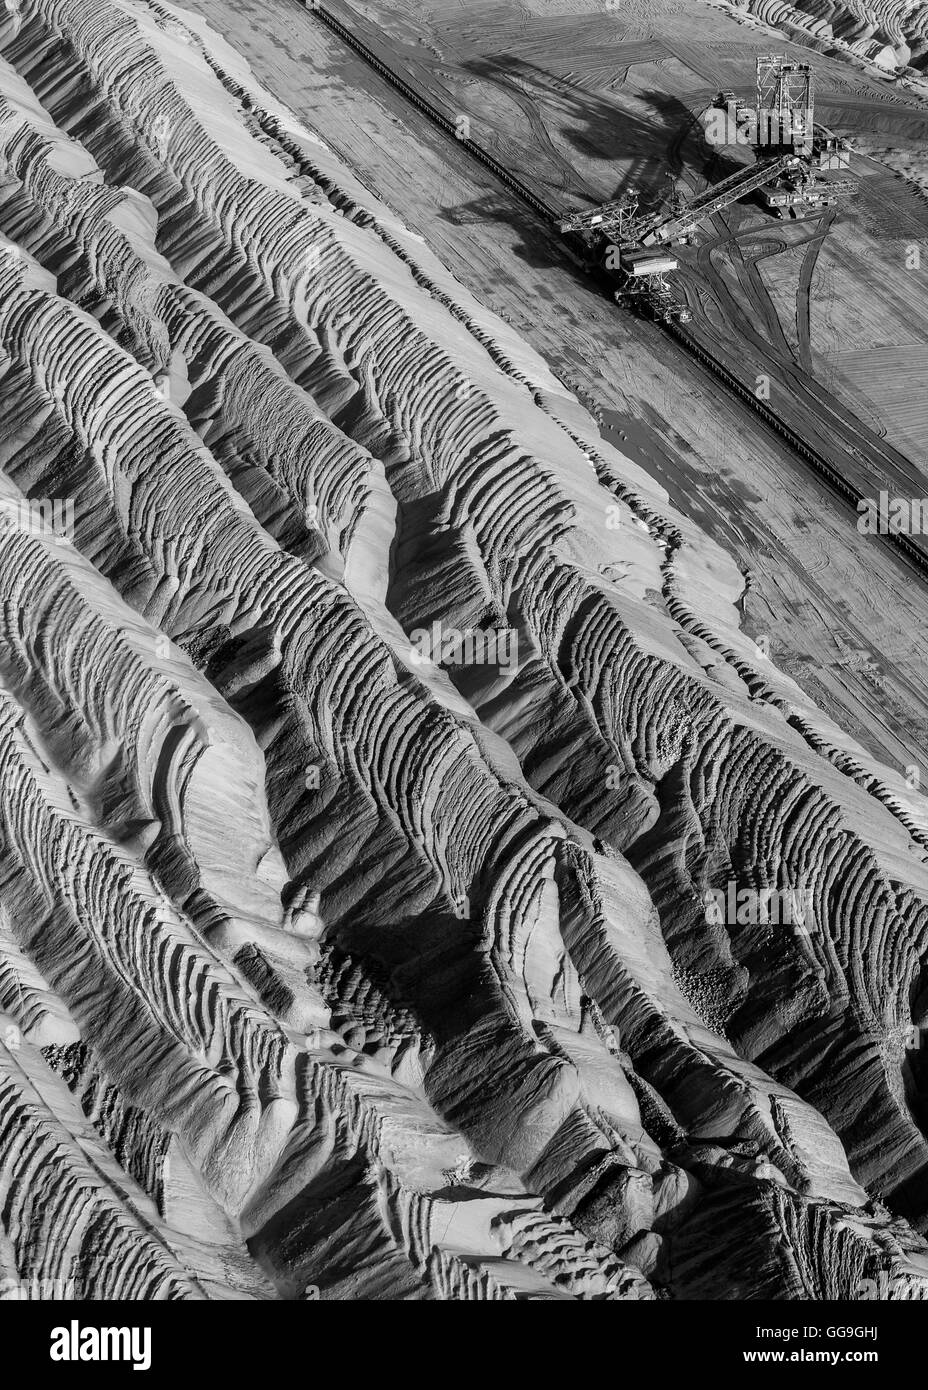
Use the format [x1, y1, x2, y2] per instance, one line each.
[1, 0, 928, 1327]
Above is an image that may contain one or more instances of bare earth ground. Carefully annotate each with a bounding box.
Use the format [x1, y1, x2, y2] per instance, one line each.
[180, 0, 928, 790]
[8, 0, 928, 1296]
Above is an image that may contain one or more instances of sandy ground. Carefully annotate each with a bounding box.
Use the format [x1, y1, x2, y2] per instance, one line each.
[6, 0, 928, 1296]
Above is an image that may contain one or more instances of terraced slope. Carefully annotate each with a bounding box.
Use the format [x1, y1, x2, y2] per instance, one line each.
[0, 0, 927, 1299]
[764, 0, 928, 71]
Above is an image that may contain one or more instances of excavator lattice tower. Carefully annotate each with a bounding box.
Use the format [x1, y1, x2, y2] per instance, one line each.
[755, 55, 814, 153]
